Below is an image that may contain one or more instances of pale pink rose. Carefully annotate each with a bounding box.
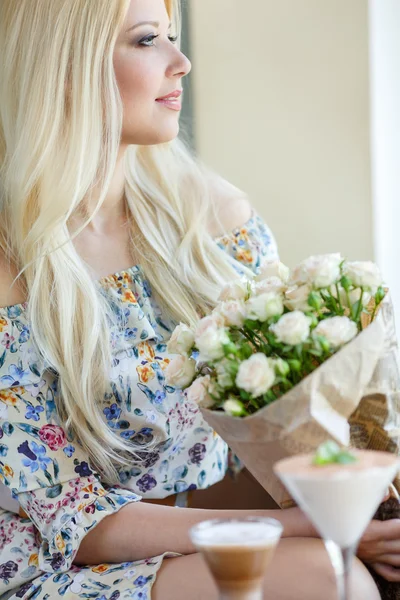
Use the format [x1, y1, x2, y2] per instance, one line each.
[235, 353, 275, 397]
[223, 398, 246, 417]
[343, 261, 383, 291]
[284, 285, 312, 312]
[217, 300, 246, 327]
[186, 375, 214, 408]
[245, 293, 284, 322]
[253, 276, 287, 296]
[313, 316, 358, 349]
[167, 323, 195, 356]
[195, 316, 230, 361]
[218, 280, 249, 302]
[165, 355, 196, 389]
[291, 254, 342, 289]
[196, 327, 230, 361]
[256, 260, 290, 283]
[270, 311, 311, 346]
[195, 315, 224, 339]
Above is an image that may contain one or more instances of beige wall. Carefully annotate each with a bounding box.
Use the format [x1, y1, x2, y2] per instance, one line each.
[189, 0, 373, 268]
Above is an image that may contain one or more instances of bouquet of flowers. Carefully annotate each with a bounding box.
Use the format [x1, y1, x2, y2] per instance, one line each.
[166, 254, 400, 507]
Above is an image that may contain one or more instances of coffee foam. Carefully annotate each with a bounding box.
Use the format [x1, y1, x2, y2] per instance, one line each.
[193, 521, 281, 548]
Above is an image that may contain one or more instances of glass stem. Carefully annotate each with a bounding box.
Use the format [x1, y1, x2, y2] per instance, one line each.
[324, 540, 357, 600]
[220, 587, 263, 600]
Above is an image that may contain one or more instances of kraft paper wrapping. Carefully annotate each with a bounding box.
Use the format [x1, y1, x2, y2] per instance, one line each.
[350, 293, 400, 494]
[201, 294, 400, 508]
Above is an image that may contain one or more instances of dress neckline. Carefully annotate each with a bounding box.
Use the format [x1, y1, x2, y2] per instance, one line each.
[0, 211, 258, 313]
[96, 209, 256, 284]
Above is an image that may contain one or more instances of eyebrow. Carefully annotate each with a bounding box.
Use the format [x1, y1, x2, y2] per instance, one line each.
[125, 20, 172, 34]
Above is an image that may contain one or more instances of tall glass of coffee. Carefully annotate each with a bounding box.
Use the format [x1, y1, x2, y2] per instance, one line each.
[189, 517, 283, 600]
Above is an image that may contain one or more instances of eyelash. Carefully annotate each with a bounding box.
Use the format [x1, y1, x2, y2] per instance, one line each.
[138, 34, 178, 47]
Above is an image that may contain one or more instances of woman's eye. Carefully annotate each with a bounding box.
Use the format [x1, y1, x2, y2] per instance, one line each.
[168, 35, 178, 44]
[138, 34, 159, 47]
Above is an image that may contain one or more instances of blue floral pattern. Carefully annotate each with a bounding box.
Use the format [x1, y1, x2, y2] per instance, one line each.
[0, 212, 277, 599]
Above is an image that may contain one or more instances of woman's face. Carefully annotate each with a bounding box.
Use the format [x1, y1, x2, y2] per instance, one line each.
[114, 0, 191, 146]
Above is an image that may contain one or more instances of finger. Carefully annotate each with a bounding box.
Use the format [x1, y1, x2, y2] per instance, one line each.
[371, 563, 400, 583]
[366, 519, 400, 541]
[382, 488, 390, 502]
[372, 539, 400, 554]
[375, 554, 400, 568]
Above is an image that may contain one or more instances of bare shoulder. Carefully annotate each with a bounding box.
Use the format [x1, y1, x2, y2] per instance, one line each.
[0, 251, 26, 308]
[207, 175, 253, 238]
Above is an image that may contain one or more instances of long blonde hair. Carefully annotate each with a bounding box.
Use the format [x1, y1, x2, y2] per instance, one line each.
[0, 0, 249, 483]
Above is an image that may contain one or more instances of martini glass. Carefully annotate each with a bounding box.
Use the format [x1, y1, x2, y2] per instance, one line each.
[275, 449, 400, 600]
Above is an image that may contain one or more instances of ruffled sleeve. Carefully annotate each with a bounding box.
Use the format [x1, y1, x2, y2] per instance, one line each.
[215, 211, 279, 275]
[0, 303, 141, 574]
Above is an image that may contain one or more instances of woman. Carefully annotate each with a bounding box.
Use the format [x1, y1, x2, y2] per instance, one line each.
[0, 1, 396, 598]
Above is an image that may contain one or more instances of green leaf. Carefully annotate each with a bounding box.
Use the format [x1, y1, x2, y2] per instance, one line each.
[0, 350, 6, 370]
[53, 458, 59, 481]
[46, 484, 62, 499]
[313, 441, 357, 466]
[340, 275, 352, 291]
[375, 286, 385, 306]
[244, 319, 259, 331]
[29, 363, 41, 378]
[43, 469, 54, 486]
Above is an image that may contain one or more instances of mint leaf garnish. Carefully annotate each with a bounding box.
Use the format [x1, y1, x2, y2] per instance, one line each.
[313, 441, 357, 466]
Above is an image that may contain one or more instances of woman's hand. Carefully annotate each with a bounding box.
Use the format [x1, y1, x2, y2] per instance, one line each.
[357, 519, 400, 582]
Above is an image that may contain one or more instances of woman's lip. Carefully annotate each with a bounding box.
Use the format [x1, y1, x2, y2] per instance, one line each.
[156, 90, 182, 101]
[155, 97, 182, 111]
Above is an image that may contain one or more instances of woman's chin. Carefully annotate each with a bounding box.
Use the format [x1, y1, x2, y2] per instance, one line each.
[125, 124, 180, 147]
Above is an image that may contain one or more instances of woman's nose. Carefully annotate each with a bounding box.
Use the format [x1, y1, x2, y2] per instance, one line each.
[167, 49, 192, 79]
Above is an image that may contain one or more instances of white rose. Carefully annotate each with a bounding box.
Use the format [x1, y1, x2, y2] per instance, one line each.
[256, 260, 290, 283]
[236, 353, 276, 397]
[269, 357, 290, 377]
[284, 285, 312, 312]
[344, 261, 383, 291]
[217, 300, 247, 328]
[223, 398, 246, 417]
[253, 276, 287, 296]
[195, 325, 231, 361]
[195, 315, 225, 340]
[165, 355, 196, 388]
[245, 293, 284, 322]
[218, 279, 249, 302]
[313, 316, 358, 349]
[186, 375, 214, 408]
[330, 285, 372, 308]
[270, 311, 311, 346]
[216, 360, 235, 388]
[167, 323, 195, 356]
[291, 253, 342, 289]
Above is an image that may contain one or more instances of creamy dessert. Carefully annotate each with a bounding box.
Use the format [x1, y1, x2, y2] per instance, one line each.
[274, 444, 400, 548]
[190, 518, 283, 600]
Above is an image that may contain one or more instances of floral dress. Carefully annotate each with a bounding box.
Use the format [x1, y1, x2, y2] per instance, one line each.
[0, 212, 277, 600]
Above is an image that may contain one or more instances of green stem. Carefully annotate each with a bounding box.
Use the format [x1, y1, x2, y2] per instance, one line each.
[354, 288, 364, 327]
[240, 328, 261, 350]
[345, 288, 353, 319]
[241, 327, 270, 353]
[335, 283, 343, 314]
[252, 330, 269, 349]
[371, 305, 377, 322]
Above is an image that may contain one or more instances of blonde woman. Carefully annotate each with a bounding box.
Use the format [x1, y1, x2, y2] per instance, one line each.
[0, 1, 394, 599]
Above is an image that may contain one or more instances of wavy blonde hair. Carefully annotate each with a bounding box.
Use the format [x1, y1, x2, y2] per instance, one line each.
[0, 0, 250, 483]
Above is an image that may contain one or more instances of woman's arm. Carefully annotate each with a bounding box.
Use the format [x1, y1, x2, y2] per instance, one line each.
[74, 502, 315, 565]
